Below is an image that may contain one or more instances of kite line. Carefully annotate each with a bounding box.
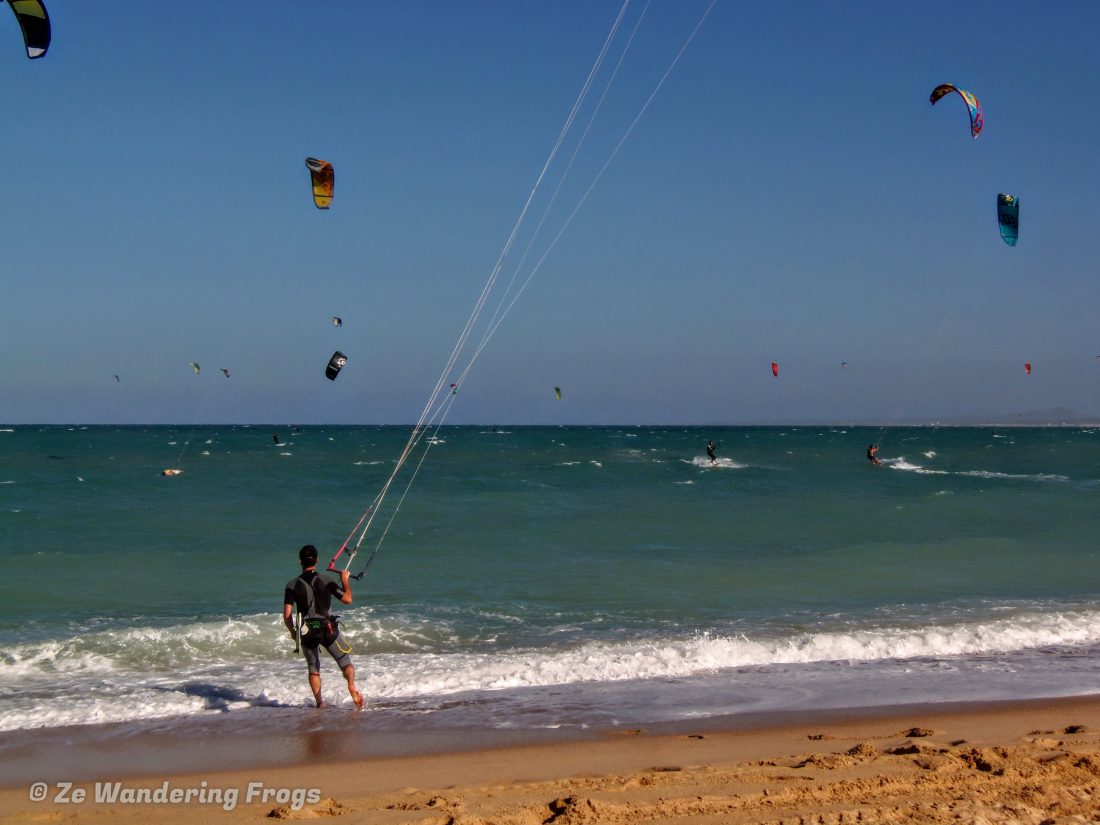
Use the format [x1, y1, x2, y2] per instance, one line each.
[329, 0, 716, 578]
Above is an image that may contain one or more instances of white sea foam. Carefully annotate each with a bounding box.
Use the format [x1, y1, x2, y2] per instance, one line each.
[4, 607, 1100, 731]
[884, 457, 1069, 482]
[953, 470, 1070, 482]
[687, 457, 745, 469]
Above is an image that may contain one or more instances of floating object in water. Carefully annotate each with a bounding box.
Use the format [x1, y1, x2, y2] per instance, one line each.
[162, 468, 183, 477]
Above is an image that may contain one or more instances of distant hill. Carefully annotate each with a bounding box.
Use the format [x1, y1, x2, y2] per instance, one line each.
[752, 407, 1100, 427]
[922, 407, 1100, 427]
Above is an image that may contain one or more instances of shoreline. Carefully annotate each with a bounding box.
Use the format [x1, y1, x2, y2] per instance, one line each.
[3, 694, 1100, 822]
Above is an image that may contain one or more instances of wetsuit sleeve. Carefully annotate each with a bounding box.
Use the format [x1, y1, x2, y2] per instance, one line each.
[283, 582, 297, 608]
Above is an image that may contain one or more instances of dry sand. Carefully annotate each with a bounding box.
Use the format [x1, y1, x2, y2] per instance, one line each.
[3, 696, 1100, 823]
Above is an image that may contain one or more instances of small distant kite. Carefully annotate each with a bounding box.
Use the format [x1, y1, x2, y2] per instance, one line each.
[771, 362, 779, 378]
[190, 362, 201, 375]
[1025, 362, 1032, 375]
[332, 316, 342, 327]
[221, 368, 230, 378]
[930, 83, 983, 138]
[305, 158, 334, 209]
[113, 374, 120, 383]
[554, 386, 562, 400]
[325, 351, 347, 381]
[997, 194, 1019, 246]
[841, 362, 848, 369]
[5, 0, 50, 59]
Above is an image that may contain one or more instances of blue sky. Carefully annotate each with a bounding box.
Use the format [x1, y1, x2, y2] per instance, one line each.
[2, 1, 1098, 425]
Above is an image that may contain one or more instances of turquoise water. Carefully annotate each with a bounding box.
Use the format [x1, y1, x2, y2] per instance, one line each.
[2, 424, 1100, 732]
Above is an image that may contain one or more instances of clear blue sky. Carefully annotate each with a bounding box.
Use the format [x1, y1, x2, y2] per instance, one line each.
[3, 1, 1098, 425]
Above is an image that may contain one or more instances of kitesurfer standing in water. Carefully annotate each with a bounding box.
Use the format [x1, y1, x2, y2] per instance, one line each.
[706, 440, 717, 464]
[867, 444, 880, 465]
[282, 545, 364, 709]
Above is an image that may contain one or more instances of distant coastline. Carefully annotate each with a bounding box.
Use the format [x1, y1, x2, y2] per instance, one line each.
[2, 416, 1100, 428]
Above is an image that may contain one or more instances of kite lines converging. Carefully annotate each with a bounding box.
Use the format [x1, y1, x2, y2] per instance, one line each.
[327, 0, 717, 578]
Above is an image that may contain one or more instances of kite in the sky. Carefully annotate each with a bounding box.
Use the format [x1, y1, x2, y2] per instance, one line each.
[997, 194, 1019, 246]
[305, 158, 334, 209]
[190, 362, 201, 375]
[1025, 362, 1032, 375]
[554, 386, 562, 400]
[5, 1, 49, 59]
[221, 368, 230, 378]
[841, 362, 848, 369]
[325, 351, 347, 381]
[771, 362, 779, 378]
[332, 316, 342, 327]
[930, 83, 983, 138]
[113, 374, 120, 383]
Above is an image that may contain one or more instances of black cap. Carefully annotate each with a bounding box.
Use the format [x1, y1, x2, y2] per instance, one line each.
[299, 544, 319, 566]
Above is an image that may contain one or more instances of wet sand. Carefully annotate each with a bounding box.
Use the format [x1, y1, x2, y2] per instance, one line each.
[2, 695, 1099, 823]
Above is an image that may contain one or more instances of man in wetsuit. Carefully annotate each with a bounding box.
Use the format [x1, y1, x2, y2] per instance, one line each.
[706, 440, 717, 464]
[866, 444, 880, 464]
[282, 544, 364, 709]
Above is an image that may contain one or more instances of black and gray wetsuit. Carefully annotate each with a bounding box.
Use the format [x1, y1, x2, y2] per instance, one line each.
[284, 571, 353, 673]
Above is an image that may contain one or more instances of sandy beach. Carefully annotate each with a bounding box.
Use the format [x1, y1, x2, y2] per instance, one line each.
[2, 696, 1099, 824]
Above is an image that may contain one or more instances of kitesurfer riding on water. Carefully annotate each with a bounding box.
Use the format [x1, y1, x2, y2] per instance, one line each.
[283, 545, 364, 709]
[706, 440, 717, 464]
[867, 444, 880, 465]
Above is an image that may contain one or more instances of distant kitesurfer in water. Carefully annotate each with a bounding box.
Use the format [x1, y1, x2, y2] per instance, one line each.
[273, 432, 280, 445]
[706, 440, 717, 464]
[867, 444, 880, 465]
[283, 545, 363, 709]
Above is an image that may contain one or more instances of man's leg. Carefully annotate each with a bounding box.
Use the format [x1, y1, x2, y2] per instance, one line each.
[308, 672, 322, 707]
[342, 663, 363, 709]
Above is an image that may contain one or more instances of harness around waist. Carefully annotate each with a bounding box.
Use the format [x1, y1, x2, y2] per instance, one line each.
[300, 616, 340, 648]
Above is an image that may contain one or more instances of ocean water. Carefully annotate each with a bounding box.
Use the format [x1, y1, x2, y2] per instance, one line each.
[2, 424, 1100, 735]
